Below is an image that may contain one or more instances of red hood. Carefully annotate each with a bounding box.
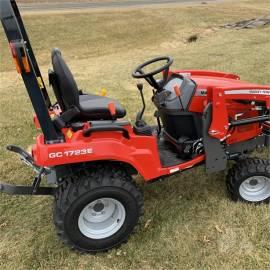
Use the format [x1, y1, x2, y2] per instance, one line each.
[192, 76, 270, 90]
[171, 69, 270, 90]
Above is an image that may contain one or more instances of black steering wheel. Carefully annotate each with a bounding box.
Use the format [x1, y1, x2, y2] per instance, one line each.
[132, 56, 173, 91]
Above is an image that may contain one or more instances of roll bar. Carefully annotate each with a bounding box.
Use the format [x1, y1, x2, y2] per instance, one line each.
[0, 0, 63, 143]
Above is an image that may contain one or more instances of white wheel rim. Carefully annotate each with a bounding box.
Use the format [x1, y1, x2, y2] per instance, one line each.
[78, 198, 126, 239]
[239, 176, 270, 202]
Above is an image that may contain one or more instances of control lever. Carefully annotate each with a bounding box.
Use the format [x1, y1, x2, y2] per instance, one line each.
[136, 83, 146, 125]
[134, 83, 153, 136]
[173, 84, 184, 111]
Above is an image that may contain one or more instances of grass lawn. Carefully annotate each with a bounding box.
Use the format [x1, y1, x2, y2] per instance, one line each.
[0, 0, 270, 269]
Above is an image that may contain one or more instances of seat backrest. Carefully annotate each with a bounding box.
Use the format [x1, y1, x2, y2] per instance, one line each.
[51, 48, 79, 110]
[48, 69, 65, 110]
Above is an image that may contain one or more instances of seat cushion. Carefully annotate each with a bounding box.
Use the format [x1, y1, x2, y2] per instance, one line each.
[78, 94, 126, 120]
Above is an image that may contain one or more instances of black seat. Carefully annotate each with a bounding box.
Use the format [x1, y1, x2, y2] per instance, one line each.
[50, 48, 126, 121]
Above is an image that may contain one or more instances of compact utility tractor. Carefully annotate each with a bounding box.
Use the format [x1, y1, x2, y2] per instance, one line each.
[1, 0, 270, 253]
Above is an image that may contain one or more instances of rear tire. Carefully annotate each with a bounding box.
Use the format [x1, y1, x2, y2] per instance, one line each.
[226, 158, 270, 203]
[53, 164, 143, 253]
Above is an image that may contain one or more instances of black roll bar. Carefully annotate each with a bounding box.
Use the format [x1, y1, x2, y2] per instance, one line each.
[0, 0, 63, 143]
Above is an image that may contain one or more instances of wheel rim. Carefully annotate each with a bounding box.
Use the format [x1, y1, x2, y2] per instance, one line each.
[78, 198, 126, 239]
[239, 176, 270, 202]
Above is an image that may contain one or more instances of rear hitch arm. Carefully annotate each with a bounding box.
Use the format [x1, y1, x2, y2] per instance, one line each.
[0, 145, 55, 196]
[0, 168, 55, 196]
[6, 145, 49, 174]
[0, 182, 55, 196]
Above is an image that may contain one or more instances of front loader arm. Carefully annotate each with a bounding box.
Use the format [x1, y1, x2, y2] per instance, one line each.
[208, 86, 270, 141]
[203, 86, 270, 173]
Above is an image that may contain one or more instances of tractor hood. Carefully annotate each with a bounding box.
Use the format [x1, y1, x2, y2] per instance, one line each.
[172, 70, 270, 91]
[192, 76, 269, 90]
[170, 70, 270, 113]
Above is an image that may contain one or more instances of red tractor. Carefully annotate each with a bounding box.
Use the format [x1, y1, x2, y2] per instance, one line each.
[1, 0, 269, 253]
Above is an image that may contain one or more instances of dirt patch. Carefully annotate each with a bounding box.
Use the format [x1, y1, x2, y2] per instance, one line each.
[187, 34, 199, 43]
[184, 28, 217, 44]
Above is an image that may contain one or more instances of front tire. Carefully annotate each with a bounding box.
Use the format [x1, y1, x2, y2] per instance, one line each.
[226, 158, 270, 203]
[53, 164, 143, 253]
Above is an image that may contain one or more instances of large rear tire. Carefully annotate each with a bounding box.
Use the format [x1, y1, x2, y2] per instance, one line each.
[53, 164, 143, 253]
[226, 158, 270, 203]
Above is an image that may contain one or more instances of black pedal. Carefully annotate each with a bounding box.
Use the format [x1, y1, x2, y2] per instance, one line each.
[133, 121, 153, 136]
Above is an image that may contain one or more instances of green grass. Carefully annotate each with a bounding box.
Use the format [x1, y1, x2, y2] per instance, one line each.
[0, 0, 270, 269]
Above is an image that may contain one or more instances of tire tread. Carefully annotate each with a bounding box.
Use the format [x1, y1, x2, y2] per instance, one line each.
[53, 163, 143, 253]
[226, 157, 270, 203]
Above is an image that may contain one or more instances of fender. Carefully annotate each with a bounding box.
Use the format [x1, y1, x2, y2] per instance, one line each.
[32, 127, 163, 180]
[32, 127, 205, 181]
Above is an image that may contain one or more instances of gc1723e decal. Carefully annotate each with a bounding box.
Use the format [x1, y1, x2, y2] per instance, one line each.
[48, 148, 93, 159]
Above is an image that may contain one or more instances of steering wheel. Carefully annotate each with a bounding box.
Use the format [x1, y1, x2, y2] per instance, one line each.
[132, 56, 173, 91]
